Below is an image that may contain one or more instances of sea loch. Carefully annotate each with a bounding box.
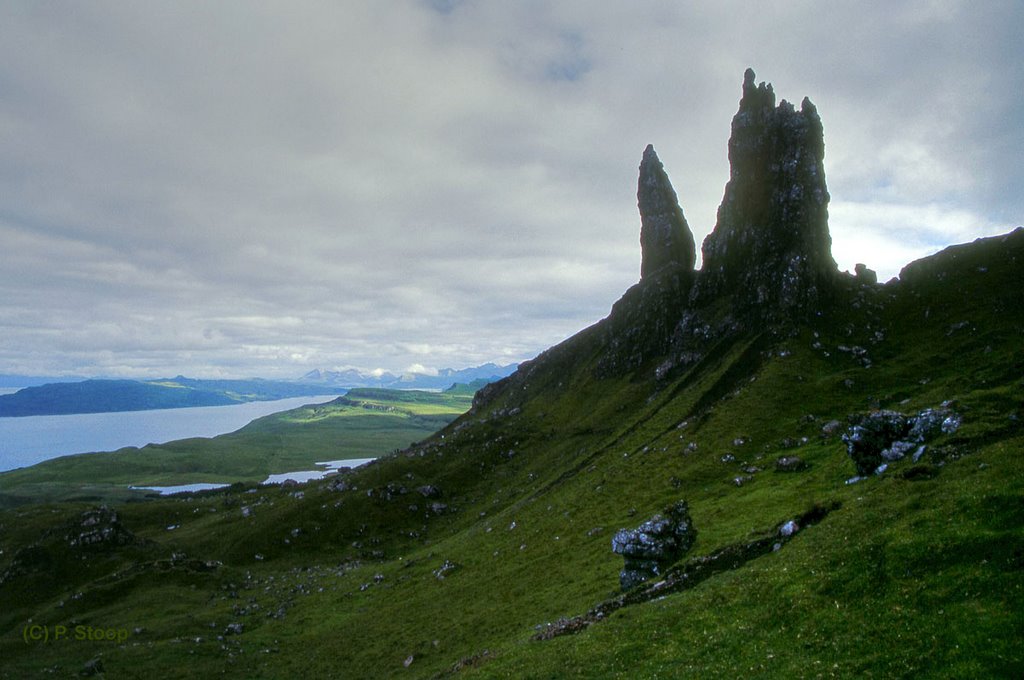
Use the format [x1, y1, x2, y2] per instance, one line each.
[0, 395, 338, 473]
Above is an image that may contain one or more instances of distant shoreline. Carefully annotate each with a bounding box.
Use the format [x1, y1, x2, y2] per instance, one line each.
[0, 395, 339, 473]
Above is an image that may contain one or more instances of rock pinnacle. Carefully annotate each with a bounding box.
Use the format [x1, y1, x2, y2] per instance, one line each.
[638, 144, 696, 279]
[696, 68, 837, 317]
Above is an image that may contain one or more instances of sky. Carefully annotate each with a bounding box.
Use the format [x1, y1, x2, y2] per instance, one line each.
[1, 1, 1020, 380]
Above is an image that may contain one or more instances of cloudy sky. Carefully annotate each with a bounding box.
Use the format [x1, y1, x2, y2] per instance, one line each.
[1, 1, 1020, 380]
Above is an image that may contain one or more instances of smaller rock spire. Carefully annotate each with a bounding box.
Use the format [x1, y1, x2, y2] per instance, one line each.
[638, 144, 696, 279]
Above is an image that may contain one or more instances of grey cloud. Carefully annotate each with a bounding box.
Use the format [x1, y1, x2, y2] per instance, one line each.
[0, 1, 1019, 378]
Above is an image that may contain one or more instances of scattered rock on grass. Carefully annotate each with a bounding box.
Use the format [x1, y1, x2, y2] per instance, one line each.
[81, 658, 105, 676]
[417, 485, 442, 498]
[433, 560, 460, 580]
[774, 456, 807, 473]
[820, 419, 843, 436]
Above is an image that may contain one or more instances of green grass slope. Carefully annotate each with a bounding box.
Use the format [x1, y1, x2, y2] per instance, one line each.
[0, 232, 1021, 678]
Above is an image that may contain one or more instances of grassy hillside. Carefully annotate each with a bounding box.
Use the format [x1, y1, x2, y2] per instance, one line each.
[0, 388, 473, 508]
[0, 232, 1020, 678]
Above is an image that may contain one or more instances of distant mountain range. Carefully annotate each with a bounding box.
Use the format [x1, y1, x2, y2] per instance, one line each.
[0, 374, 86, 389]
[0, 364, 517, 417]
[298, 362, 518, 390]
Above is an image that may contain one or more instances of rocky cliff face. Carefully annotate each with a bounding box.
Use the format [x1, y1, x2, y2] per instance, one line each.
[695, 68, 837, 317]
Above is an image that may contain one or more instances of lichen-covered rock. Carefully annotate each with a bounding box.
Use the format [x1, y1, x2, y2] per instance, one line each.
[611, 500, 696, 590]
[908, 407, 961, 440]
[638, 144, 696, 279]
[843, 406, 960, 475]
[843, 410, 911, 475]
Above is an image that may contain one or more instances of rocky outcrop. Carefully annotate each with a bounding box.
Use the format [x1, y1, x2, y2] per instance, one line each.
[639, 144, 696, 279]
[67, 506, 136, 549]
[843, 406, 961, 476]
[695, 68, 837, 318]
[0, 506, 139, 587]
[611, 500, 696, 590]
[854, 263, 878, 285]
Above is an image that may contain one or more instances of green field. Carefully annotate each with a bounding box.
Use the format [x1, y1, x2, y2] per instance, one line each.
[0, 388, 473, 508]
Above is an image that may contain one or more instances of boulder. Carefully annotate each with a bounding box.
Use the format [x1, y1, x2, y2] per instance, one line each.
[417, 484, 442, 498]
[81, 658, 105, 677]
[433, 559, 459, 580]
[611, 500, 696, 590]
[820, 419, 843, 437]
[774, 455, 807, 473]
[842, 410, 909, 475]
[843, 406, 960, 475]
[854, 263, 878, 284]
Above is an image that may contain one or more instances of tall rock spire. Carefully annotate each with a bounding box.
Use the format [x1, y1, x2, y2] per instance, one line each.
[696, 68, 837, 316]
[638, 144, 696, 279]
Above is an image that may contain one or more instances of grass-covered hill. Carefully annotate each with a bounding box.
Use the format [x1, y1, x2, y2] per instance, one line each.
[0, 376, 348, 417]
[0, 228, 1020, 679]
[0, 387, 475, 509]
[0, 72, 1021, 677]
